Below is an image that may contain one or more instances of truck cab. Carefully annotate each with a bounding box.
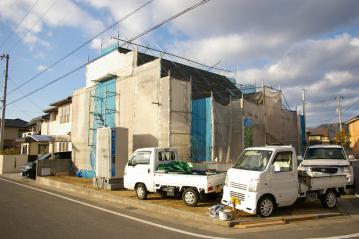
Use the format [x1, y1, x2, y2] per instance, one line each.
[124, 147, 226, 206]
[221, 146, 299, 217]
[298, 145, 353, 185]
[124, 147, 178, 193]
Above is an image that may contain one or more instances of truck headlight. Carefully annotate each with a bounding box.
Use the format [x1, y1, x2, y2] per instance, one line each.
[248, 179, 259, 192]
[343, 167, 349, 173]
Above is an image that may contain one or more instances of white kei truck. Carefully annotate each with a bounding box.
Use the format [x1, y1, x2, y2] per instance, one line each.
[221, 146, 348, 217]
[123, 147, 226, 206]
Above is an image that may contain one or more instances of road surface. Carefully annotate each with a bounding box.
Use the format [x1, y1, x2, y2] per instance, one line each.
[0, 177, 359, 239]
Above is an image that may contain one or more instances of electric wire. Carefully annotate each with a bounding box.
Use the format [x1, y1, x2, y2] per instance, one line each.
[7, 0, 58, 52]
[8, 77, 43, 110]
[6, 0, 211, 107]
[7, 0, 153, 96]
[0, 0, 40, 49]
[111, 37, 231, 73]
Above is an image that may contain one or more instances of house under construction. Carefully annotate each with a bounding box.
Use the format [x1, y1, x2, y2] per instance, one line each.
[71, 47, 299, 175]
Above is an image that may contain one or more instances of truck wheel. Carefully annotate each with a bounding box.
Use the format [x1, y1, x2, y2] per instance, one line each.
[136, 183, 147, 200]
[182, 188, 199, 207]
[257, 196, 275, 217]
[321, 190, 337, 208]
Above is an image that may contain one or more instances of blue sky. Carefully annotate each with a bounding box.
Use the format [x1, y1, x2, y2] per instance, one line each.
[0, 0, 359, 127]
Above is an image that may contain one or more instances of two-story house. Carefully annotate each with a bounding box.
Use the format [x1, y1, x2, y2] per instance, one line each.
[347, 115, 359, 157]
[19, 96, 72, 155]
[0, 118, 28, 152]
[41, 96, 72, 153]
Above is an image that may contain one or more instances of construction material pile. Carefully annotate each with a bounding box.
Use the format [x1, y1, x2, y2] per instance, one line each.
[157, 161, 193, 174]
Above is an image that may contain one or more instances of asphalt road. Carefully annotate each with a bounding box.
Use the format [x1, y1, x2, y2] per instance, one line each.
[1, 177, 359, 239]
[0, 178, 207, 239]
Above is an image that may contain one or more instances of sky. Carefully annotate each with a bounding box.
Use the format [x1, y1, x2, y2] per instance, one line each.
[0, 0, 358, 127]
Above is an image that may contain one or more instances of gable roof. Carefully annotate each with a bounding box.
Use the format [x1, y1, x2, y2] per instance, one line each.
[1, 118, 28, 128]
[346, 115, 359, 125]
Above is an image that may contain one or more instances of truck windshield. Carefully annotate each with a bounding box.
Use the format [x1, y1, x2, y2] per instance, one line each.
[304, 148, 346, 160]
[233, 150, 272, 171]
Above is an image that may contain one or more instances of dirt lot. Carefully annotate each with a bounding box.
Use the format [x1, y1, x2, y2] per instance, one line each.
[48, 176, 342, 218]
[49, 175, 252, 216]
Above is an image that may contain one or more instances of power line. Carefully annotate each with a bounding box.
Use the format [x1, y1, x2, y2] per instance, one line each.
[0, 0, 39, 49]
[7, 0, 153, 96]
[7, 77, 43, 110]
[125, 0, 210, 44]
[6, 0, 211, 107]
[7, 62, 87, 106]
[342, 98, 359, 116]
[111, 36, 231, 73]
[7, 0, 58, 52]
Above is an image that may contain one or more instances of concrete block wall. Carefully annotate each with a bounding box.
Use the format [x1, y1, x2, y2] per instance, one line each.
[0, 155, 28, 174]
[37, 159, 73, 176]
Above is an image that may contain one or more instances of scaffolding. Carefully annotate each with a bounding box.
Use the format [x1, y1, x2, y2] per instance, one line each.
[88, 88, 118, 147]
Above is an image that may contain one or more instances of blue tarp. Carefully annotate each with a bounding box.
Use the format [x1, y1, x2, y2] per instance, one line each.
[191, 97, 212, 162]
[82, 78, 116, 178]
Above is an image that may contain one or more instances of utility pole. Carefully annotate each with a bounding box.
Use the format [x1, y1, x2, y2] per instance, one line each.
[336, 95, 344, 144]
[0, 53, 9, 151]
[262, 81, 267, 145]
[302, 89, 306, 130]
[302, 89, 306, 149]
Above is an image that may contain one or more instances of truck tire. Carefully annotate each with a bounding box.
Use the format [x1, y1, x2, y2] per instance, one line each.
[257, 196, 275, 217]
[136, 183, 148, 200]
[182, 188, 199, 207]
[321, 189, 337, 209]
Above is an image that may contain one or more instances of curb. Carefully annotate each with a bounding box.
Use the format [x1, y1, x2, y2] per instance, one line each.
[35, 176, 229, 226]
[228, 212, 342, 228]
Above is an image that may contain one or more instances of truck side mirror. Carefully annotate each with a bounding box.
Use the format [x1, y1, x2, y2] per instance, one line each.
[297, 155, 303, 164]
[348, 155, 355, 160]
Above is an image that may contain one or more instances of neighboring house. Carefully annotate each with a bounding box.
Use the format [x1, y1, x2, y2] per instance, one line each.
[0, 118, 28, 151]
[41, 96, 72, 153]
[307, 127, 330, 145]
[19, 96, 72, 155]
[19, 115, 50, 155]
[347, 115, 359, 156]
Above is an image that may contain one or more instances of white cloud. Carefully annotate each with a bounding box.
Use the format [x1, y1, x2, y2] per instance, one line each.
[37, 64, 47, 71]
[233, 34, 359, 126]
[2, 0, 359, 126]
[0, 0, 104, 48]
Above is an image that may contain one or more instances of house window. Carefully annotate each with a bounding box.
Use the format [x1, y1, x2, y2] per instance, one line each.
[59, 142, 68, 152]
[38, 144, 49, 155]
[59, 104, 70, 123]
[21, 144, 28, 155]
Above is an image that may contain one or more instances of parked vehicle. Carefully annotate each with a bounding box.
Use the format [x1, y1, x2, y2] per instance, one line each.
[221, 146, 347, 217]
[298, 145, 354, 186]
[21, 151, 72, 179]
[124, 147, 226, 206]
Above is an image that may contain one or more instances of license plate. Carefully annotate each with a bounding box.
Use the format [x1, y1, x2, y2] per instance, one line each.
[231, 196, 241, 205]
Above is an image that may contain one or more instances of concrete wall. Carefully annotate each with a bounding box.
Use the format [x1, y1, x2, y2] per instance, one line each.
[37, 159, 73, 176]
[71, 87, 91, 170]
[169, 77, 191, 160]
[118, 59, 162, 154]
[72, 54, 193, 170]
[0, 155, 28, 174]
[86, 50, 135, 87]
